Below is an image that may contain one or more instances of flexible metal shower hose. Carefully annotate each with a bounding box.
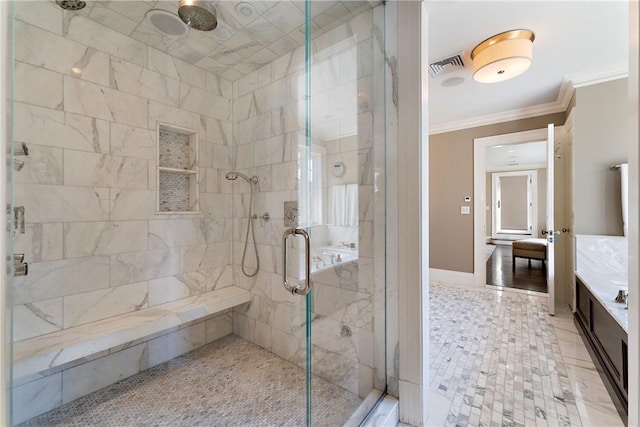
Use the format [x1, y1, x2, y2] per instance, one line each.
[240, 186, 259, 277]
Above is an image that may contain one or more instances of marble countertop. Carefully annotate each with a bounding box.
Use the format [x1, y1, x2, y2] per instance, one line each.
[575, 235, 628, 332]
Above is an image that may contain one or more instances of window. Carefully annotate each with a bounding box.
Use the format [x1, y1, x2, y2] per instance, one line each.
[492, 170, 537, 238]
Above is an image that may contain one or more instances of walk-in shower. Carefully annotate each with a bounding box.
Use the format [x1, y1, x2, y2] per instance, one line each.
[226, 171, 259, 277]
[5, 0, 392, 425]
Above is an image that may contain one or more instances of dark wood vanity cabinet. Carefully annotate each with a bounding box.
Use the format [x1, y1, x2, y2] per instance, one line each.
[575, 277, 628, 413]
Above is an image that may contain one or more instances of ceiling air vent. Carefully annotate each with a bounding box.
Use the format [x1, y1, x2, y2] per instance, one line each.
[429, 53, 466, 77]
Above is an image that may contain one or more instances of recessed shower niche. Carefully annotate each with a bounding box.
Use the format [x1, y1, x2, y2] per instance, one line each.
[156, 123, 199, 213]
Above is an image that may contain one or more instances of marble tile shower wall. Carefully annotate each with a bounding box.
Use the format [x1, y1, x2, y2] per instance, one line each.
[229, 9, 382, 398]
[12, 4, 235, 343]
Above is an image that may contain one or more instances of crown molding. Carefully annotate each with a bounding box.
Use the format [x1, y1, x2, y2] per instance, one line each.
[430, 67, 629, 135]
[429, 79, 575, 135]
[570, 65, 628, 88]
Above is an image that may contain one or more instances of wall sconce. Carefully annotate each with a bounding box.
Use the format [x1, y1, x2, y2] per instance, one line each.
[471, 29, 535, 83]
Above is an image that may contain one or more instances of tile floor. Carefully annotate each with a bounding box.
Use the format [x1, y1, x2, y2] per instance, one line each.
[19, 335, 362, 427]
[427, 282, 624, 427]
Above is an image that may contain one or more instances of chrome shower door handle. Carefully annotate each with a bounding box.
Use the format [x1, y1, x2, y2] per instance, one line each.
[282, 228, 312, 296]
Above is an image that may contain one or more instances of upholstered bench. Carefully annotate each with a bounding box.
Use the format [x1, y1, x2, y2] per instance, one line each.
[512, 238, 547, 270]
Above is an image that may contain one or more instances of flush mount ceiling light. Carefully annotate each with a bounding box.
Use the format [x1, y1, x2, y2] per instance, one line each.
[471, 29, 535, 84]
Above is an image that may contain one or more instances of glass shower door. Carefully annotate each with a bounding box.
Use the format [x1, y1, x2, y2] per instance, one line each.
[291, 1, 386, 424]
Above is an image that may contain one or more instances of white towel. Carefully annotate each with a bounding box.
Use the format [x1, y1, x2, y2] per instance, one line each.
[621, 163, 628, 236]
[331, 185, 346, 225]
[345, 184, 358, 226]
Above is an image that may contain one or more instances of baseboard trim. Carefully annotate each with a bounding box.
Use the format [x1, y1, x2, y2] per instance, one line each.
[430, 268, 475, 286]
[490, 239, 514, 246]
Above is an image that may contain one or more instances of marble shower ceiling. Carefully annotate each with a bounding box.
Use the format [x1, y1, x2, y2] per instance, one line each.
[73, 0, 376, 81]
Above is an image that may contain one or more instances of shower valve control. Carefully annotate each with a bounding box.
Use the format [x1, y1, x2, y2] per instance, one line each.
[14, 206, 25, 235]
[284, 201, 298, 227]
[13, 253, 28, 277]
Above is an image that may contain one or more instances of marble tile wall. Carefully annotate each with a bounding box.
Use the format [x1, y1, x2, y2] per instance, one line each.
[12, 4, 234, 343]
[11, 1, 395, 422]
[229, 6, 389, 399]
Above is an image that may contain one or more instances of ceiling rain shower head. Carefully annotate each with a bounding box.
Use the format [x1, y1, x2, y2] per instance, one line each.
[178, 0, 217, 31]
[56, 0, 86, 10]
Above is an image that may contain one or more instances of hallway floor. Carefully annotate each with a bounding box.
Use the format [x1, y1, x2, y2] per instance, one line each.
[19, 335, 362, 427]
[427, 282, 624, 426]
[486, 244, 548, 293]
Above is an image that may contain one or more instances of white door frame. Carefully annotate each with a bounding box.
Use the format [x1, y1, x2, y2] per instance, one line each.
[627, 1, 639, 425]
[397, 2, 429, 424]
[473, 128, 548, 286]
[546, 124, 556, 316]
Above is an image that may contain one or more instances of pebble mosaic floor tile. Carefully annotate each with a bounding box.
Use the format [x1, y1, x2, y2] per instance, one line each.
[20, 336, 362, 427]
[430, 282, 583, 427]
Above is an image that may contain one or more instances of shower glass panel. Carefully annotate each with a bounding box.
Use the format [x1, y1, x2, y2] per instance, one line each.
[3, 1, 15, 424]
[6, 0, 386, 425]
[304, 1, 387, 422]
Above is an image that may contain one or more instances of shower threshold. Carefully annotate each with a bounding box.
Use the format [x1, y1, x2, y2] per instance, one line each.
[18, 335, 363, 426]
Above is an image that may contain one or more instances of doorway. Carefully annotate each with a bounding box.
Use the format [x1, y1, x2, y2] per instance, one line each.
[475, 127, 569, 299]
[484, 144, 547, 293]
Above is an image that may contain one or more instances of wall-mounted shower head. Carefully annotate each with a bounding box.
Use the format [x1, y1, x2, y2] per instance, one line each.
[178, 0, 217, 31]
[225, 171, 258, 185]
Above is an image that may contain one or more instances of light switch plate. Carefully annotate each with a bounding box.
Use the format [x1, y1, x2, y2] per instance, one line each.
[461, 206, 470, 215]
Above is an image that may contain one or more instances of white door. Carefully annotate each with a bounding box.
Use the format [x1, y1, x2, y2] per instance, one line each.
[546, 124, 555, 315]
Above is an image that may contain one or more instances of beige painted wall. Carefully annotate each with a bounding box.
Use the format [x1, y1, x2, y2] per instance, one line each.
[573, 78, 628, 235]
[429, 113, 565, 273]
[486, 168, 547, 238]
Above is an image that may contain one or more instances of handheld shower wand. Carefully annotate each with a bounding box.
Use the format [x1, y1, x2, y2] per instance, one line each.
[225, 171, 258, 185]
[226, 171, 259, 277]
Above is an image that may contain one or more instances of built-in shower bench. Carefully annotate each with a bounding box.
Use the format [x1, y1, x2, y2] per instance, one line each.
[13, 286, 250, 380]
